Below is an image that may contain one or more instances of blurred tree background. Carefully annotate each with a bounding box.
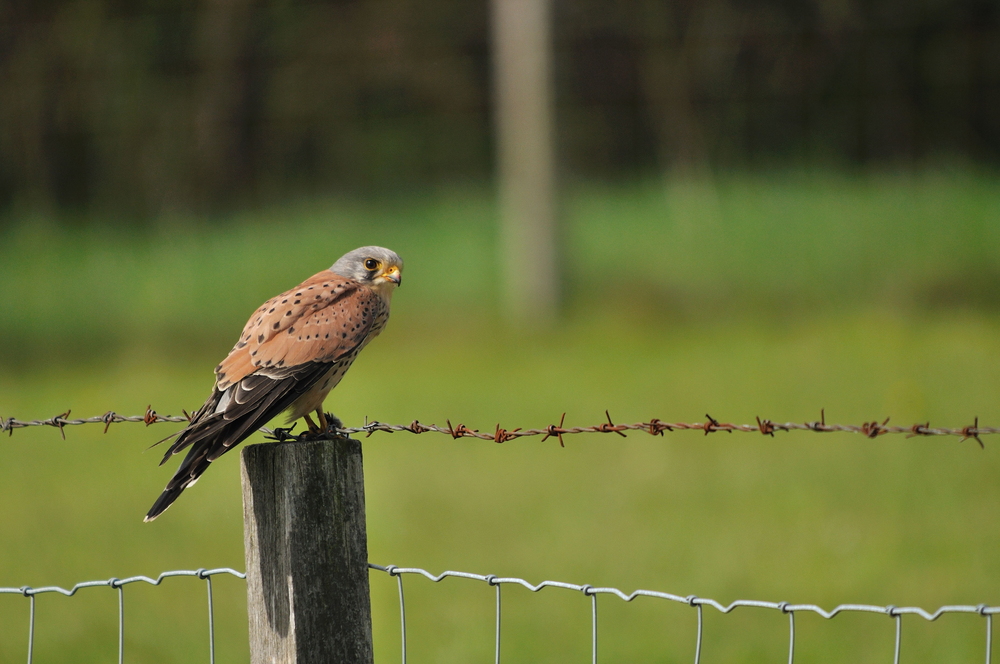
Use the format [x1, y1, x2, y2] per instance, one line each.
[1, 0, 998, 218]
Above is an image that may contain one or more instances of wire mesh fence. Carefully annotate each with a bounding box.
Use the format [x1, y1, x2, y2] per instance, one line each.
[2, 565, 995, 664]
[370, 564, 1000, 664]
[0, 568, 245, 664]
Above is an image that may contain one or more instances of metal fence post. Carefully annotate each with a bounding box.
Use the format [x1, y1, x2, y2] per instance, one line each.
[241, 437, 373, 664]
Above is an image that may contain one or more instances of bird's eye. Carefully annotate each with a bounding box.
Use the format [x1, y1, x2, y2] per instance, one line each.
[364, 258, 380, 271]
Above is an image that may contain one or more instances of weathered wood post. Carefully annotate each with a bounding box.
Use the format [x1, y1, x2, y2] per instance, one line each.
[240, 437, 373, 664]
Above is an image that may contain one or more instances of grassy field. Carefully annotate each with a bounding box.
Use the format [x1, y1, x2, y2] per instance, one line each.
[1, 169, 999, 662]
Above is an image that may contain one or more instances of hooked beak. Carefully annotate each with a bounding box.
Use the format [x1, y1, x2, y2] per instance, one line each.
[383, 265, 401, 286]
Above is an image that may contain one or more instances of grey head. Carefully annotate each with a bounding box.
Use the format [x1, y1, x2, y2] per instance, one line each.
[330, 246, 403, 288]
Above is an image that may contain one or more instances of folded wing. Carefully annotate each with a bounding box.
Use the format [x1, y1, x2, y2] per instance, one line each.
[144, 271, 381, 521]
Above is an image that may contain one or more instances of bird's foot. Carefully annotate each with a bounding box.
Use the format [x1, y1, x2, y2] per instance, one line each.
[295, 412, 346, 440]
[303, 412, 321, 434]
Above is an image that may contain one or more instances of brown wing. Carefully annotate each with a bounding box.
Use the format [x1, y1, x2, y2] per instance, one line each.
[144, 271, 382, 521]
[215, 270, 371, 390]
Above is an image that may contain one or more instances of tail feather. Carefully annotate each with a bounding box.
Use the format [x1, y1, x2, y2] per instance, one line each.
[144, 485, 188, 522]
[143, 362, 331, 521]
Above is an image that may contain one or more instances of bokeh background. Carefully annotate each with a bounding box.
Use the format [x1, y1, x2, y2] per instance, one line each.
[2, 0, 1000, 662]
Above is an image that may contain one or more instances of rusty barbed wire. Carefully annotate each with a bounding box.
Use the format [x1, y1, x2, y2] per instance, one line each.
[0, 406, 190, 440]
[0, 407, 993, 447]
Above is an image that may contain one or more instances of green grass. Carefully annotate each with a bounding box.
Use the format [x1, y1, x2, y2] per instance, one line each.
[2, 168, 1000, 357]
[1, 170, 999, 662]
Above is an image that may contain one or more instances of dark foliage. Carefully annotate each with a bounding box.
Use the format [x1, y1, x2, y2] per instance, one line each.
[1, 0, 997, 218]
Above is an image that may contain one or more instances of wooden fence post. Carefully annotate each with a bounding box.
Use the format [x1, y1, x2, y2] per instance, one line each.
[240, 437, 373, 664]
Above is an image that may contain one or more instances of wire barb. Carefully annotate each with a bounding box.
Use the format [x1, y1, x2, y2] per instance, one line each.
[406, 420, 428, 434]
[493, 424, 520, 444]
[648, 418, 671, 436]
[50, 410, 71, 440]
[541, 412, 567, 447]
[702, 413, 726, 435]
[961, 417, 985, 449]
[101, 411, 118, 434]
[597, 410, 628, 437]
[861, 417, 891, 439]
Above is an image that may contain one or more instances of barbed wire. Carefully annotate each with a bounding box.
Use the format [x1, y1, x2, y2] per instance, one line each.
[368, 563, 996, 664]
[4, 565, 993, 664]
[0, 568, 245, 664]
[0, 407, 992, 446]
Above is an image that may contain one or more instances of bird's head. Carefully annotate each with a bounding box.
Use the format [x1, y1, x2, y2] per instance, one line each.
[331, 246, 403, 297]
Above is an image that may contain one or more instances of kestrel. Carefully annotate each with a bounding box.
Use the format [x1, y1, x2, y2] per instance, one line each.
[144, 246, 403, 521]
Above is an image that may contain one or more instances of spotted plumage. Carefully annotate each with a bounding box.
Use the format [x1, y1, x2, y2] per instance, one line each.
[145, 246, 402, 521]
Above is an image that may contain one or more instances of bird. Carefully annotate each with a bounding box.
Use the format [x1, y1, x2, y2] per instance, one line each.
[144, 246, 403, 521]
